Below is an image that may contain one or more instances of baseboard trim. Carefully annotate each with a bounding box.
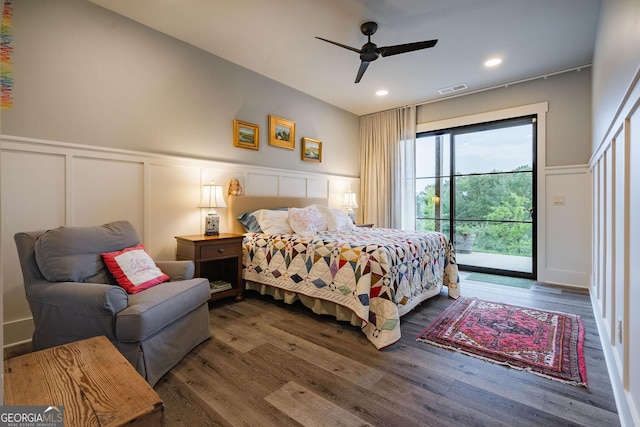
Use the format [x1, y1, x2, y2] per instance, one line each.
[590, 290, 636, 426]
[3, 317, 34, 349]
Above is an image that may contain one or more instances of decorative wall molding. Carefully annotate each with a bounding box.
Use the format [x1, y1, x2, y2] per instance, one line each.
[537, 165, 590, 287]
[589, 68, 640, 427]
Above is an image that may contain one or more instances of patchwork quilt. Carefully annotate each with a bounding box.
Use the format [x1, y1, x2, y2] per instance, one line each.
[242, 228, 460, 349]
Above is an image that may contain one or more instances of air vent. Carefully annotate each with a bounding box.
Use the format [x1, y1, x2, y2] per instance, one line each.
[438, 83, 468, 95]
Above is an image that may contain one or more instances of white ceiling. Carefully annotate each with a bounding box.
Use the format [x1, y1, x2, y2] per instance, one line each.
[88, 0, 602, 116]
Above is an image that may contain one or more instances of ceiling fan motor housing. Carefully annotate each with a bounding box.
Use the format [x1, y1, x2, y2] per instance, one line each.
[361, 21, 378, 36]
[360, 42, 380, 61]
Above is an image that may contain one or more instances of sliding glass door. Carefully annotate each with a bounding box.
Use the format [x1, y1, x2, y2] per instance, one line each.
[416, 116, 536, 277]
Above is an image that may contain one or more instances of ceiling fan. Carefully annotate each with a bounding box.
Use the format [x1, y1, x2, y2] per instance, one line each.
[316, 21, 438, 83]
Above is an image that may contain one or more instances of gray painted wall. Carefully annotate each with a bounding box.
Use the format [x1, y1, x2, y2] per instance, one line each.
[4, 0, 360, 176]
[592, 0, 640, 150]
[417, 69, 592, 167]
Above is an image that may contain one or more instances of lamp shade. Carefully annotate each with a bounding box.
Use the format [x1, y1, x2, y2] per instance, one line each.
[198, 182, 227, 209]
[342, 191, 358, 209]
[342, 190, 358, 223]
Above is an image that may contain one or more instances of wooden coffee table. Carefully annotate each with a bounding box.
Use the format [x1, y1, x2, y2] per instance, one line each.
[4, 335, 164, 426]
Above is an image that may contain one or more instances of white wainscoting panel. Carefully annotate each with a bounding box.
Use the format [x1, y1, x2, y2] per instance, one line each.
[612, 131, 626, 378]
[148, 163, 202, 261]
[307, 178, 329, 198]
[245, 172, 280, 196]
[628, 109, 640, 421]
[605, 148, 614, 328]
[279, 175, 308, 197]
[1, 150, 66, 332]
[539, 165, 590, 287]
[72, 157, 145, 230]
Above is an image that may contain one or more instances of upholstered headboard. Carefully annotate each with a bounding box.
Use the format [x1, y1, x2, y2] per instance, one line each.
[226, 195, 329, 235]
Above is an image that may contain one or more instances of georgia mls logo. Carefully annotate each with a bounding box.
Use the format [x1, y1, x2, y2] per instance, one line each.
[0, 405, 64, 427]
[44, 406, 63, 418]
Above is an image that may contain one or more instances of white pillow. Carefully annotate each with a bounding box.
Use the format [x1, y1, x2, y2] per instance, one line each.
[315, 205, 356, 231]
[288, 206, 327, 234]
[253, 209, 293, 234]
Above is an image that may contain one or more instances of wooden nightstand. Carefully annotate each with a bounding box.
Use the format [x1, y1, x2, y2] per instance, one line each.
[175, 233, 244, 302]
[356, 223, 374, 228]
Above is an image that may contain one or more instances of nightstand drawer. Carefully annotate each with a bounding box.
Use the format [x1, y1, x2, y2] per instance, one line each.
[200, 241, 242, 259]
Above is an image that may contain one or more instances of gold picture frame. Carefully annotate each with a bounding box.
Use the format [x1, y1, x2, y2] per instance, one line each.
[301, 137, 322, 162]
[268, 115, 295, 149]
[233, 119, 259, 150]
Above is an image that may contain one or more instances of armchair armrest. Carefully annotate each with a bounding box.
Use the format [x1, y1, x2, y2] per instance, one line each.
[27, 280, 128, 316]
[155, 260, 195, 281]
[26, 280, 128, 346]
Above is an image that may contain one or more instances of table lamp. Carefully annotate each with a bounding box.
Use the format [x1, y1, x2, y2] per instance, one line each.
[198, 181, 227, 235]
[342, 190, 358, 223]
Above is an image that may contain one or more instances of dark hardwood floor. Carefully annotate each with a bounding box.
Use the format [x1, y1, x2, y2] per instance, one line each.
[154, 273, 620, 426]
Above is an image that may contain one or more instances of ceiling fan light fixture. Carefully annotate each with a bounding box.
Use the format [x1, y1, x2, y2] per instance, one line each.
[376, 89, 388, 96]
[484, 57, 502, 67]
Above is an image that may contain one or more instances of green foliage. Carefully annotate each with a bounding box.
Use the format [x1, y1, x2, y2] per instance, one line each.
[476, 192, 532, 256]
[416, 167, 532, 256]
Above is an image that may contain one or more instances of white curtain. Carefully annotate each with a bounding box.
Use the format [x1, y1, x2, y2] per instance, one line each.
[359, 105, 416, 229]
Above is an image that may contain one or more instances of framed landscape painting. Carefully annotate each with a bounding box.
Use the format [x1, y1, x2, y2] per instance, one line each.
[233, 119, 259, 150]
[268, 115, 295, 149]
[301, 137, 322, 162]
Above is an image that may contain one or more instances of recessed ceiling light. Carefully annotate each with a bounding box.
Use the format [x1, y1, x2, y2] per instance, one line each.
[484, 58, 502, 67]
[376, 90, 388, 96]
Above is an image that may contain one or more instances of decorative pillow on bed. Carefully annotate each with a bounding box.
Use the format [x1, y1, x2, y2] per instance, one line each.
[288, 206, 327, 234]
[253, 209, 293, 234]
[315, 205, 356, 231]
[101, 244, 169, 294]
[237, 211, 263, 233]
[238, 207, 288, 233]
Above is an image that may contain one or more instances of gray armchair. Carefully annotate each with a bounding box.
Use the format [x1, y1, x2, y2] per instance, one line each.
[14, 220, 211, 386]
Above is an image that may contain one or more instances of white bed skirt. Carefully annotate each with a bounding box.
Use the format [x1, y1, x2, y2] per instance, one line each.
[244, 281, 363, 327]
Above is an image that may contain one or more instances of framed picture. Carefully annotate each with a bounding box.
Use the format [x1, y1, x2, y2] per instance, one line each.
[233, 119, 259, 150]
[301, 137, 322, 162]
[268, 115, 295, 149]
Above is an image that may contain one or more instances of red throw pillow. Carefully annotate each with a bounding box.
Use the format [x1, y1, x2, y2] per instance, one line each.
[101, 244, 169, 293]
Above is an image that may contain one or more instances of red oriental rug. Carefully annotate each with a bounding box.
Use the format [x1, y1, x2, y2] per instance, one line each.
[417, 297, 587, 386]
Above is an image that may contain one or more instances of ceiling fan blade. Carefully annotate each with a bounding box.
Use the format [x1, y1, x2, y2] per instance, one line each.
[378, 39, 438, 57]
[315, 37, 362, 54]
[355, 60, 370, 83]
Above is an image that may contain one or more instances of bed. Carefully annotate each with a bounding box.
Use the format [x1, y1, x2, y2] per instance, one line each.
[227, 195, 460, 349]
